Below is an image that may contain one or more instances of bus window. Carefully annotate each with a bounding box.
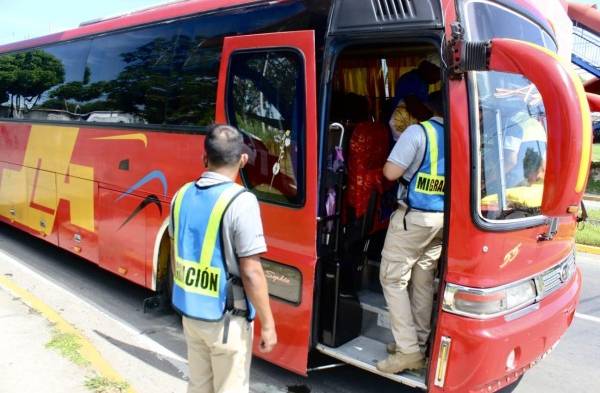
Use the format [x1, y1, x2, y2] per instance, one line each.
[476, 71, 547, 220]
[84, 23, 181, 125]
[462, 0, 556, 222]
[0, 40, 90, 121]
[463, 0, 557, 51]
[227, 50, 305, 206]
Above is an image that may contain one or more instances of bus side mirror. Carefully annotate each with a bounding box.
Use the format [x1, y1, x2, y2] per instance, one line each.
[460, 39, 592, 216]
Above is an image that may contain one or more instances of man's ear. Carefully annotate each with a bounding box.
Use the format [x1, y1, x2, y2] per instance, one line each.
[240, 153, 249, 169]
[203, 154, 209, 168]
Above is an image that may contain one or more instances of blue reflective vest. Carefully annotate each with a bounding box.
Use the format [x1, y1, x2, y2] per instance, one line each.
[171, 181, 254, 322]
[404, 120, 445, 212]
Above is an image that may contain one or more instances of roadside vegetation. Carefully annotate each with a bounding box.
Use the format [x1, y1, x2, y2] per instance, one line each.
[587, 144, 600, 195]
[46, 330, 89, 366]
[577, 209, 600, 247]
[84, 377, 129, 393]
[46, 329, 129, 393]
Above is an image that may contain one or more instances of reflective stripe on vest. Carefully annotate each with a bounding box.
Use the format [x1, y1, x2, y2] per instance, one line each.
[407, 120, 445, 212]
[171, 181, 246, 321]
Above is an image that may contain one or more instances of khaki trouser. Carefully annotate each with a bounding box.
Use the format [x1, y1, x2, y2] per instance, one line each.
[183, 316, 253, 393]
[380, 206, 443, 354]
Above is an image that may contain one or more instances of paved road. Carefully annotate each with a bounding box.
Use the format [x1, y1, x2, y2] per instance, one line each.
[0, 222, 599, 393]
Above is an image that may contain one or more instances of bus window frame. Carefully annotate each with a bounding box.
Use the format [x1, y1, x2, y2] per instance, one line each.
[460, 0, 558, 232]
[224, 47, 307, 209]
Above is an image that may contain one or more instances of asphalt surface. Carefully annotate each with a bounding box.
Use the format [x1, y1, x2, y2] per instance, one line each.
[0, 222, 599, 393]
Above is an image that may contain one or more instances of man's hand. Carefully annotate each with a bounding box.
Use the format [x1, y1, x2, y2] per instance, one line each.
[240, 255, 277, 352]
[259, 325, 277, 353]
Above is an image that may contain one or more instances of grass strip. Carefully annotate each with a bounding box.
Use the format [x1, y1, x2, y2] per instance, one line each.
[46, 330, 90, 366]
[85, 376, 129, 393]
[577, 209, 600, 247]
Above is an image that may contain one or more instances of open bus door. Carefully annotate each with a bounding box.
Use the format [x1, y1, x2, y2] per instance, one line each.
[215, 31, 318, 375]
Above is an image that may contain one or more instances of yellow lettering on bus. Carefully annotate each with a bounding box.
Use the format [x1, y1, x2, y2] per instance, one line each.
[0, 125, 95, 234]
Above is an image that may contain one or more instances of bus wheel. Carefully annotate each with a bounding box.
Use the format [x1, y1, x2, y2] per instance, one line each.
[497, 377, 523, 393]
[143, 233, 172, 313]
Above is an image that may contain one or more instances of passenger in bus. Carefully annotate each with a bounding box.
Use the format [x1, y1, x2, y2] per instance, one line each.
[502, 111, 547, 187]
[169, 124, 276, 393]
[519, 149, 545, 186]
[377, 91, 445, 374]
[388, 60, 440, 140]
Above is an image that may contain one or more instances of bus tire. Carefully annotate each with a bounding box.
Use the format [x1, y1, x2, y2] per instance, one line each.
[156, 232, 173, 299]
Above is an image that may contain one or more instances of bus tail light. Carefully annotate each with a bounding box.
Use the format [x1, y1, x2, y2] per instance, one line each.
[434, 336, 451, 388]
[443, 280, 536, 319]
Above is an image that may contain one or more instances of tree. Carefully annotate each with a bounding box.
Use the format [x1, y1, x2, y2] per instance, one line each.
[0, 50, 64, 117]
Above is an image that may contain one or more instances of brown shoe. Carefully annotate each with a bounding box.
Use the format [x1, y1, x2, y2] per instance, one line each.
[386, 342, 397, 354]
[387, 342, 427, 355]
[376, 351, 425, 374]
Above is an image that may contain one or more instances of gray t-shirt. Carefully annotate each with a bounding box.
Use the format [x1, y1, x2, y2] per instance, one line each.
[387, 116, 443, 202]
[169, 171, 267, 310]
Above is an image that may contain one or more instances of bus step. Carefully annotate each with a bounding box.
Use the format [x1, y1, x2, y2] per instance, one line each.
[316, 336, 427, 389]
[358, 290, 394, 343]
[358, 289, 387, 314]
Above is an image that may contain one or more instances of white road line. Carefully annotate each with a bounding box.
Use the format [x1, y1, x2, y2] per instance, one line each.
[0, 249, 188, 365]
[575, 312, 600, 324]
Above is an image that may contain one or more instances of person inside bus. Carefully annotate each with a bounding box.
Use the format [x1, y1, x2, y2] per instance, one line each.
[519, 148, 545, 187]
[377, 91, 445, 375]
[502, 110, 547, 187]
[388, 60, 440, 140]
[169, 124, 277, 393]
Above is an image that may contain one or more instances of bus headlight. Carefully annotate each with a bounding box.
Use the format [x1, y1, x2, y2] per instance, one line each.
[443, 280, 537, 319]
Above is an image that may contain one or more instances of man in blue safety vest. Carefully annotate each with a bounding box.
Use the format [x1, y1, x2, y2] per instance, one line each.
[377, 91, 445, 374]
[169, 124, 276, 393]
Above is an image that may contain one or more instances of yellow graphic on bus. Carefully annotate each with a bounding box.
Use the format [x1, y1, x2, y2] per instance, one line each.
[0, 125, 95, 235]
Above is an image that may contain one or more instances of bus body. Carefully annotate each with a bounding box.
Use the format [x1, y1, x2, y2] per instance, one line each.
[0, 0, 592, 391]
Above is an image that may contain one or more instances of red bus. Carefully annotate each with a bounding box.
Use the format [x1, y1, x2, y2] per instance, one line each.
[0, 0, 593, 391]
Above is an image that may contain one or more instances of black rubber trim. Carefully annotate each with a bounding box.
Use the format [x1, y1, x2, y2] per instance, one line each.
[460, 41, 490, 72]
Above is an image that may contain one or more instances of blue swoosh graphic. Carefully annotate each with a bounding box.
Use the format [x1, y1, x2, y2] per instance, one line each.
[116, 170, 168, 201]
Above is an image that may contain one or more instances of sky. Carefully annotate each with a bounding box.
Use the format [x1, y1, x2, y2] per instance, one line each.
[0, 0, 599, 46]
[0, 0, 174, 45]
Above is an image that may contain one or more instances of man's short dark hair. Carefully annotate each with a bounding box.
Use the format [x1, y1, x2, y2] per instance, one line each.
[417, 60, 440, 84]
[425, 90, 444, 116]
[204, 124, 244, 167]
[523, 148, 543, 179]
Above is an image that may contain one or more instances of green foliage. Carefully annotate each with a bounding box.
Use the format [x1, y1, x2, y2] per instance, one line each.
[0, 50, 64, 112]
[50, 81, 106, 102]
[84, 376, 129, 393]
[0, 34, 221, 125]
[587, 179, 600, 195]
[45, 330, 89, 366]
[576, 209, 600, 247]
[593, 144, 600, 163]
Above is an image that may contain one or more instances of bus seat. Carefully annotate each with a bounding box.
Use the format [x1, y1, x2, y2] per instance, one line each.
[345, 121, 394, 234]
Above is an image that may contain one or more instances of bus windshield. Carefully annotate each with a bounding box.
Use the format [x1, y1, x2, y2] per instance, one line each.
[462, 0, 557, 221]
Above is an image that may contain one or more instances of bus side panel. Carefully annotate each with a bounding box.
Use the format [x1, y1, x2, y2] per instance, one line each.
[0, 123, 82, 245]
[69, 128, 205, 286]
[98, 188, 148, 286]
[0, 122, 30, 167]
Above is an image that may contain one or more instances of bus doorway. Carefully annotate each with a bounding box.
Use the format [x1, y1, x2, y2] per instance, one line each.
[317, 42, 444, 389]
